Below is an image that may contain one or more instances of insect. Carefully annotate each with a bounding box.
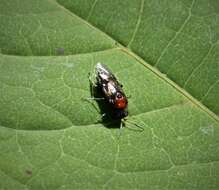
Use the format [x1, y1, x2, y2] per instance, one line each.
[88, 63, 143, 131]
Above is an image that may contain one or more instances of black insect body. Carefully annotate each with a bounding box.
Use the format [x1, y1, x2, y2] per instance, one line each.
[88, 63, 143, 131]
[95, 63, 128, 120]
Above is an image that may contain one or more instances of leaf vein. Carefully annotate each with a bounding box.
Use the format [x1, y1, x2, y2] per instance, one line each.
[183, 44, 214, 88]
[154, 0, 195, 67]
[86, 0, 99, 21]
[127, 0, 145, 47]
[201, 79, 219, 102]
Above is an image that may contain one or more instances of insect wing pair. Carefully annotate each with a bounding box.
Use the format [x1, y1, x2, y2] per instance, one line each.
[89, 63, 143, 131]
[95, 63, 128, 120]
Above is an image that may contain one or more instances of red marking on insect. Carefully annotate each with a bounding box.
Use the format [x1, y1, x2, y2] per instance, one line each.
[114, 92, 127, 109]
[87, 63, 144, 132]
[95, 63, 128, 119]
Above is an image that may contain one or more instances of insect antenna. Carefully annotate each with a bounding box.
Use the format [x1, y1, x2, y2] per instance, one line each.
[122, 118, 144, 132]
[85, 97, 105, 100]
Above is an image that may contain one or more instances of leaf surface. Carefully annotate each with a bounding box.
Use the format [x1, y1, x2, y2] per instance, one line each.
[0, 0, 219, 189]
[57, 0, 219, 115]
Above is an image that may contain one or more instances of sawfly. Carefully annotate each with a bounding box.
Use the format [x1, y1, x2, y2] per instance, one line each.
[87, 63, 144, 132]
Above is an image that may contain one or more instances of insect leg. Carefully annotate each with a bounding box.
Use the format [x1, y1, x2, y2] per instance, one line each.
[86, 72, 105, 101]
[83, 98, 108, 123]
[123, 118, 144, 132]
[88, 72, 96, 97]
[86, 97, 105, 100]
[118, 120, 125, 137]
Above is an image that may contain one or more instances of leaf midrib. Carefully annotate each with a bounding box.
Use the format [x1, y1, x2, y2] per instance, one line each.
[2, 0, 217, 123]
[49, 0, 219, 123]
[0, 78, 189, 131]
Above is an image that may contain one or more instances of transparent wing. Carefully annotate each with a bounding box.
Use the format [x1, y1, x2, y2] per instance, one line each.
[96, 63, 117, 82]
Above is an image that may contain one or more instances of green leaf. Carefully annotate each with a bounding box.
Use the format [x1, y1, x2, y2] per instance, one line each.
[0, 0, 219, 189]
[57, 0, 219, 115]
